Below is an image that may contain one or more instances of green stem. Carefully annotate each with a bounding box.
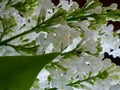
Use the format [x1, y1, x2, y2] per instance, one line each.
[0, 28, 6, 42]
[0, 12, 107, 46]
[66, 70, 109, 87]
[0, 21, 7, 42]
[67, 13, 107, 22]
[0, 21, 47, 46]
[0, 28, 35, 46]
[66, 76, 96, 86]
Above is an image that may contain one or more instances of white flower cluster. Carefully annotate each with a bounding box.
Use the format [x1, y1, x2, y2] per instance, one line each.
[36, 54, 120, 90]
[36, 0, 120, 90]
[32, 0, 120, 90]
[0, 0, 120, 90]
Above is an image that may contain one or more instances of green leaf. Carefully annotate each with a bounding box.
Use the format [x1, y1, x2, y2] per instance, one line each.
[0, 0, 3, 3]
[0, 53, 59, 90]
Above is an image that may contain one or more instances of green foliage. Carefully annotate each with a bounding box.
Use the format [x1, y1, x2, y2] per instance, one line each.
[51, 8, 67, 19]
[67, 70, 109, 88]
[67, 0, 102, 22]
[37, 8, 67, 27]
[0, 52, 59, 90]
[46, 62, 67, 72]
[12, 0, 39, 17]
[0, 8, 68, 46]
[1, 16, 17, 35]
[105, 9, 120, 21]
[88, 14, 107, 30]
[6, 0, 12, 6]
[45, 8, 67, 27]
[83, 0, 102, 10]
[7, 41, 39, 55]
[0, 16, 17, 42]
[47, 75, 52, 83]
[67, 0, 120, 31]
[37, 7, 46, 25]
[0, 0, 120, 90]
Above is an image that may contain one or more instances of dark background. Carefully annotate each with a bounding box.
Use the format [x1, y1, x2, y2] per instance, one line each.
[52, 0, 120, 65]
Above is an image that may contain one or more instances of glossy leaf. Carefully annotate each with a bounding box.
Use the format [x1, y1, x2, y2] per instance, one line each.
[0, 53, 59, 90]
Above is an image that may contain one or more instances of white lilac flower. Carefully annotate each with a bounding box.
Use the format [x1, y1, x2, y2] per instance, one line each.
[110, 84, 120, 90]
[104, 3, 118, 11]
[100, 24, 120, 57]
[109, 49, 120, 58]
[36, 24, 80, 54]
[39, 0, 54, 9]
[39, 0, 55, 19]
[86, 6, 102, 14]
[57, 0, 73, 10]
[76, 20, 99, 53]
[40, 53, 120, 90]
[37, 69, 50, 89]
[0, 46, 20, 56]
